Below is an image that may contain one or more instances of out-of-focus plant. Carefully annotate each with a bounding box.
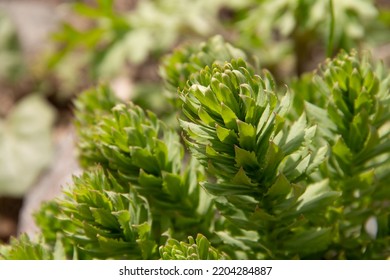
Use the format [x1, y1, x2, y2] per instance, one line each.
[0, 11, 56, 198]
[231, 0, 382, 76]
[304, 50, 390, 259]
[45, 0, 246, 97]
[0, 12, 24, 82]
[40, 0, 389, 106]
[0, 94, 55, 197]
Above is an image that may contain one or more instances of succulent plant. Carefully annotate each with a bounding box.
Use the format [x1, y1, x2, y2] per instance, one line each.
[1, 38, 389, 260]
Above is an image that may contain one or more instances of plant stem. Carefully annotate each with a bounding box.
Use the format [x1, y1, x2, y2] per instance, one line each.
[327, 0, 335, 57]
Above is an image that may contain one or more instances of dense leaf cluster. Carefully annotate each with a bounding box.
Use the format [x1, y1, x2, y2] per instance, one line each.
[160, 234, 229, 260]
[0, 37, 389, 260]
[305, 51, 390, 258]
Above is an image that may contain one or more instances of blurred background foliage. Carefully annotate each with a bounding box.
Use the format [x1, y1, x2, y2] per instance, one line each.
[0, 0, 389, 242]
[0, 11, 24, 83]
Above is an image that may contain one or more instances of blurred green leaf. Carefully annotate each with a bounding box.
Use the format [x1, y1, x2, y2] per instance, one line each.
[0, 12, 24, 80]
[0, 234, 54, 260]
[297, 180, 340, 214]
[283, 228, 333, 256]
[0, 95, 55, 196]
